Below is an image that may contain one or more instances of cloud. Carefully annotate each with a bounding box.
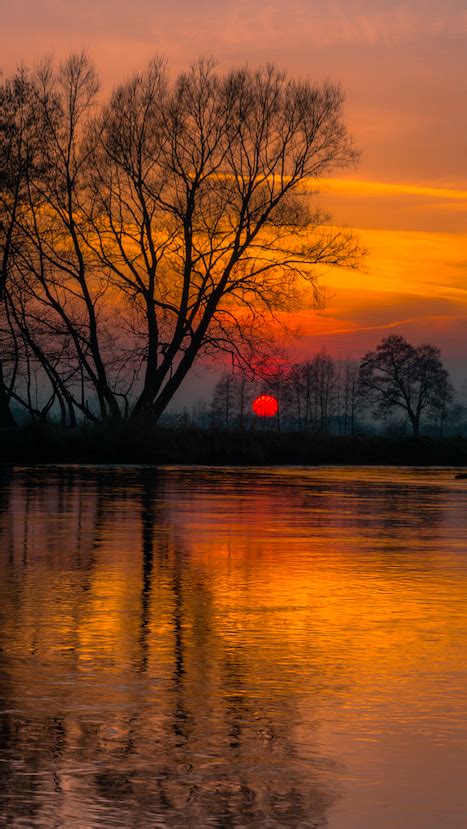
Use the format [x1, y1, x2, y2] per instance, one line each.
[3, 0, 467, 186]
[282, 225, 467, 374]
[4, 1, 467, 48]
[321, 179, 467, 201]
[298, 314, 467, 339]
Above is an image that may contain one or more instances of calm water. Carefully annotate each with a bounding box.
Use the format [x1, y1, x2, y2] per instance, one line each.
[1, 466, 467, 828]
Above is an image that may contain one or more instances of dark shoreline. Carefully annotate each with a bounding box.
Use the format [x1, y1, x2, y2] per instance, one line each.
[1, 424, 467, 467]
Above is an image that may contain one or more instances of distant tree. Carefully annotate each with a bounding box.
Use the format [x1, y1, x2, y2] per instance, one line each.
[435, 370, 453, 438]
[336, 359, 361, 435]
[210, 372, 235, 430]
[281, 349, 338, 432]
[359, 335, 453, 436]
[234, 368, 252, 431]
[443, 399, 467, 437]
[311, 348, 338, 432]
[210, 367, 253, 430]
[280, 362, 304, 428]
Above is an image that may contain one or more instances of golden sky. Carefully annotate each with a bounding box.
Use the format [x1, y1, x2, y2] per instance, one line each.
[293, 178, 467, 378]
[2, 0, 466, 381]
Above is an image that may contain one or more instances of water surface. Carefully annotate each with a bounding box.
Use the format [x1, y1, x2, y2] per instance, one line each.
[1, 466, 466, 827]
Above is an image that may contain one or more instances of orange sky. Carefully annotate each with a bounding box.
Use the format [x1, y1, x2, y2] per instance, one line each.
[2, 0, 466, 387]
[292, 178, 467, 380]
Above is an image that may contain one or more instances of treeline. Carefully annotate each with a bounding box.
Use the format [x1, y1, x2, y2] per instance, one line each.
[206, 336, 463, 437]
[209, 351, 360, 434]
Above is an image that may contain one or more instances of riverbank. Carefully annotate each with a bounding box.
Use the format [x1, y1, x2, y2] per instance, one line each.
[1, 423, 467, 466]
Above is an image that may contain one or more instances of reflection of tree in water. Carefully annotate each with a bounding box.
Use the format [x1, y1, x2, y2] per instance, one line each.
[0, 467, 337, 827]
[146, 547, 331, 827]
[0, 468, 113, 826]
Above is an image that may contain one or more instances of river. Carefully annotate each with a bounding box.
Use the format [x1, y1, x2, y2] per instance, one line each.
[0, 466, 466, 827]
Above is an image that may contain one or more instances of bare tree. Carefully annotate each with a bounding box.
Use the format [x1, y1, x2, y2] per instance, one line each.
[312, 348, 338, 431]
[281, 350, 338, 432]
[2, 54, 362, 425]
[273, 353, 362, 433]
[339, 359, 361, 435]
[86, 59, 361, 421]
[13, 53, 125, 423]
[210, 366, 253, 430]
[359, 335, 453, 437]
[210, 372, 235, 430]
[0, 68, 39, 425]
[281, 362, 305, 429]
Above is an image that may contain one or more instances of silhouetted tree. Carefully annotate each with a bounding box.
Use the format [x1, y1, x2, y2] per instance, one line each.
[210, 372, 235, 430]
[210, 367, 253, 430]
[19, 54, 124, 422]
[310, 348, 338, 431]
[279, 349, 339, 432]
[0, 68, 39, 426]
[1, 53, 362, 425]
[359, 335, 453, 436]
[86, 59, 361, 421]
[337, 359, 361, 435]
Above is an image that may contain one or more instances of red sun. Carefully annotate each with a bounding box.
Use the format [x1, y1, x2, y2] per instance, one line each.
[252, 394, 278, 417]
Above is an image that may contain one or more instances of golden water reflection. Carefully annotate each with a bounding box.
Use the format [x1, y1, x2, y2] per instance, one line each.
[0, 466, 467, 828]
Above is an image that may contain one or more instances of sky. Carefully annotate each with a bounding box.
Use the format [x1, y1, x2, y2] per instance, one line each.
[2, 0, 467, 394]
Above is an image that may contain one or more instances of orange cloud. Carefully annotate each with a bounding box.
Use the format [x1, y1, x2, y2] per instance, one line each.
[280, 224, 467, 378]
[319, 179, 467, 201]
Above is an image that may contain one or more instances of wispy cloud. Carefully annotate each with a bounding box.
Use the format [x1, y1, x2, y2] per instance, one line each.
[3, 0, 467, 49]
[320, 179, 467, 201]
[301, 314, 467, 338]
